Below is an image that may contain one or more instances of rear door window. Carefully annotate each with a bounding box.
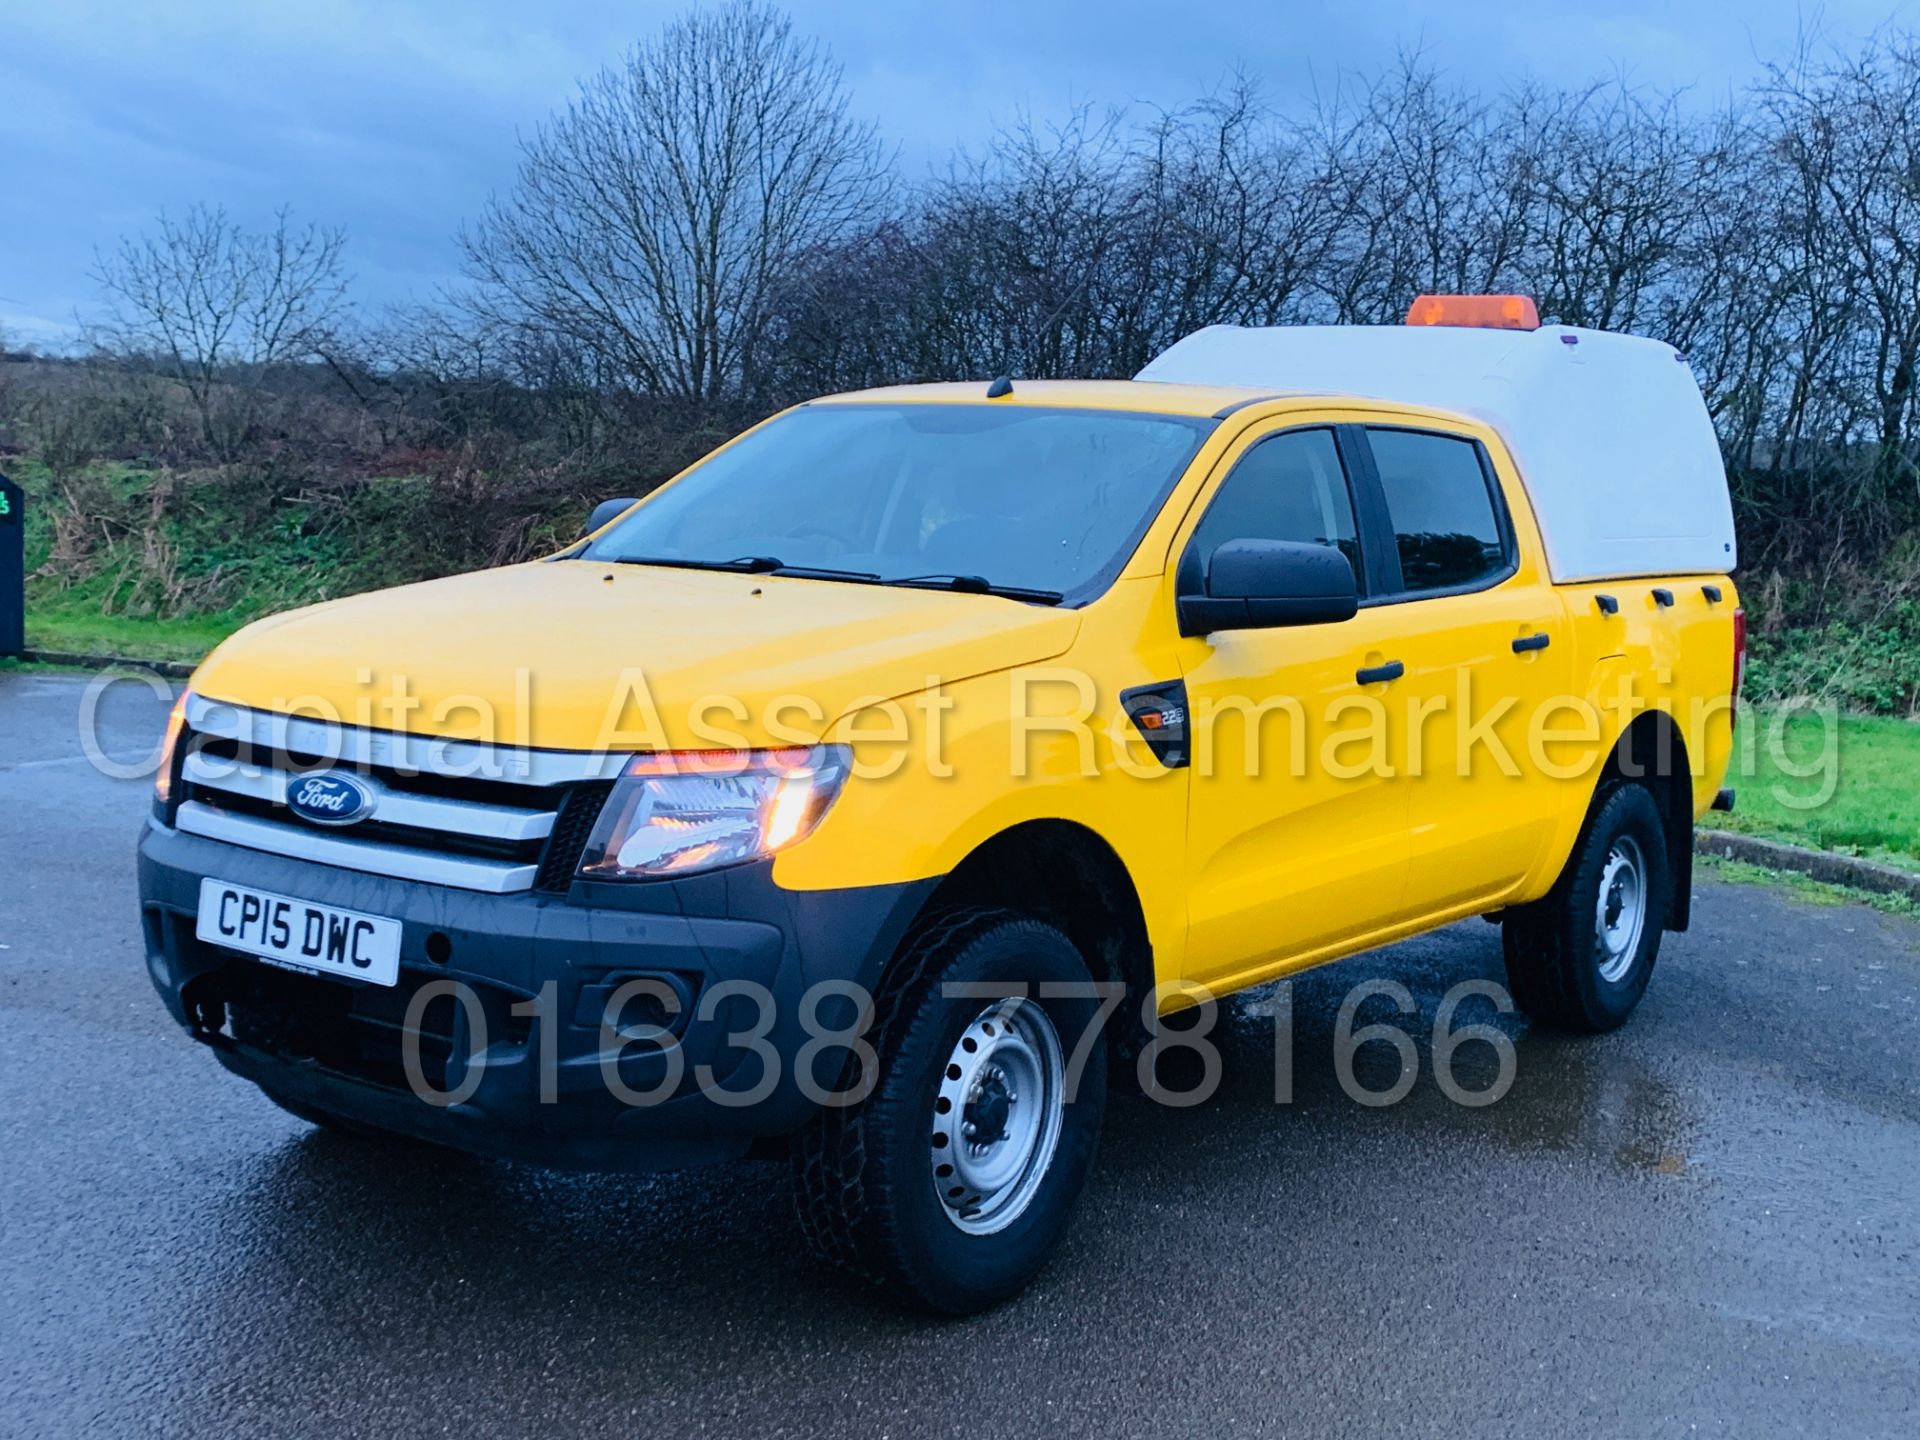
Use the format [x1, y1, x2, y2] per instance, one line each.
[1365, 428, 1510, 595]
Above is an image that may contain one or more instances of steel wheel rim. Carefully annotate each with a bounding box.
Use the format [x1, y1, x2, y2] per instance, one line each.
[1594, 834, 1648, 984]
[929, 998, 1066, 1236]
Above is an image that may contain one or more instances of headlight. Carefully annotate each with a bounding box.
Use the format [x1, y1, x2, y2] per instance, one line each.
[152, 689, 192, 820]
[577, 746, 850, 880]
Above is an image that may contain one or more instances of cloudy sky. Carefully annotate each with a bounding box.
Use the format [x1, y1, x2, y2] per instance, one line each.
[2, 0, 1913, 345]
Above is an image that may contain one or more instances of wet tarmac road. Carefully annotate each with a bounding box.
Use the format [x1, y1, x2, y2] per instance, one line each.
[3, 669, 1917, 1437]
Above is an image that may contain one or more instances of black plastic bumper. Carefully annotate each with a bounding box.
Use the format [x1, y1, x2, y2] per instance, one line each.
[137, 821, 935, 1172]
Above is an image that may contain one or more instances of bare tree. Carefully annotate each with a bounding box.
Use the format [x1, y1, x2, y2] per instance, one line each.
[764, 81, 1352, 389]
[1511, 83, 1699, 332]
[1314, 59, 1537, 322]
[1119, 79, 1347, 358]
[929, 106, 1143, 379]
[91, 204, 348, 458]
[1759, 31, 1920, 508]
[463, 0, 889, 410]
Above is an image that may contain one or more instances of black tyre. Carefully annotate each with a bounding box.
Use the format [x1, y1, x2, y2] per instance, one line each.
[1502, 783, 1672, 1033]
[792, 908, 1109, 1315]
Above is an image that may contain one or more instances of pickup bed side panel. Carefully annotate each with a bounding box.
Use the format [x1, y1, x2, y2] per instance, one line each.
[1520, 577, 1739, 905]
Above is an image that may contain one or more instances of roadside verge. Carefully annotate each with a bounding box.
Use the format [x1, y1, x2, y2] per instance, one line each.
[1696, 830, 1920, 904]
[16, 649, 196, 679]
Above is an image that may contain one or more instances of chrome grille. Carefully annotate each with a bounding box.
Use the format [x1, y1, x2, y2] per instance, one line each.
[170, 695, 627, 894]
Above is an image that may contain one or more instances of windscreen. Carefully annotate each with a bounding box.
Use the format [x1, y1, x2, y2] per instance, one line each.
[585, 403, 1214, 601]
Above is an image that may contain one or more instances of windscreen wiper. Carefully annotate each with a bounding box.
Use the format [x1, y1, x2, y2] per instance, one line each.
[610, 554, 882, 584]
[886, 574, 1067, 605]
[609, 554, 783, 573]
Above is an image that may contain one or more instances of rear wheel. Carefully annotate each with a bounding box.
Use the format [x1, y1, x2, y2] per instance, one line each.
[1503, 783, 1672, 1033]
[792, 908, 1108, 1314]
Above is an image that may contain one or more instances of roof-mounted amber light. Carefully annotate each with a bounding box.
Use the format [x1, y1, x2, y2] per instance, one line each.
[1405, 294, 1541, 331]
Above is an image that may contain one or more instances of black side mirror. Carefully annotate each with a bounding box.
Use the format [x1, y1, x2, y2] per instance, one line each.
[1177, 539, 1358, 637]
[583, 497, 639, 539]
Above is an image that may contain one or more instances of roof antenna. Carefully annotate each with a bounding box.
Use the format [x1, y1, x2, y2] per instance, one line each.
[985, 375, 1014, 398]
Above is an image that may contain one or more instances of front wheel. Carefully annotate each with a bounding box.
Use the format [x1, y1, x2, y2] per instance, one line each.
[792, 908, 1109, 1314]
[1503, 783, 1672, 1033]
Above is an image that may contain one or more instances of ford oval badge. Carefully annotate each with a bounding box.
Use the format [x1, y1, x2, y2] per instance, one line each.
[286, 771, 375, 827]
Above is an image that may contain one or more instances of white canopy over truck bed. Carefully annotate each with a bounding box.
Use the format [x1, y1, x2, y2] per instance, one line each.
[1136, 323, 1737, 584]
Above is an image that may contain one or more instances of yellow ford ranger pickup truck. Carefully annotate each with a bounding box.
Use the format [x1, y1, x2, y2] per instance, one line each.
[139, 297, 1742, 1312]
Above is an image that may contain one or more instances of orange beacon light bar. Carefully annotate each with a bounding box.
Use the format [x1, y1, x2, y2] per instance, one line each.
[1405, 294, 1541, 331]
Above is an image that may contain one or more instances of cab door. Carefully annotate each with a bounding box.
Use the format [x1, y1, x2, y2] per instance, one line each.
[1175, 423, 1415, 993]
[1349, 422, 1574, 916]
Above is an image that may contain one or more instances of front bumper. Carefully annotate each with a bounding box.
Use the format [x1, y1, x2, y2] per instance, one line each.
[138, 821, 934, 1172]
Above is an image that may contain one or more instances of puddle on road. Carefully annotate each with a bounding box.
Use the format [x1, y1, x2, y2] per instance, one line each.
[1110, 918, 1705, 1186]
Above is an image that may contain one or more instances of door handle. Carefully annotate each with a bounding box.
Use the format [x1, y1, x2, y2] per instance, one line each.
[1355, 660, 1404, 685]
[1511, 633, 1551, 653]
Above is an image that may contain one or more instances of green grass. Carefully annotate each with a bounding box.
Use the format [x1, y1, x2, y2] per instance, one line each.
[11, 456, 579, 669]
[14, 455, 365, 665]
[24, 608, 239, 662]
[1700, 707, 1920, 872]
[1696, 853, 1919, 917]
[25, 564, 309, 664]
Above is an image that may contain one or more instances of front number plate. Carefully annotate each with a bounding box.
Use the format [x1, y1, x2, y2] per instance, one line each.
[195, 879, 402, 987]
